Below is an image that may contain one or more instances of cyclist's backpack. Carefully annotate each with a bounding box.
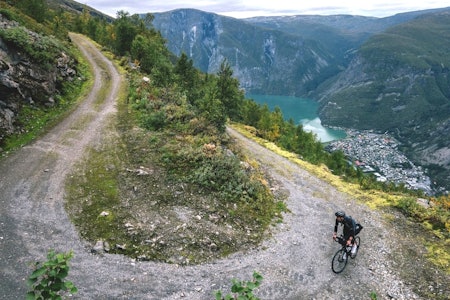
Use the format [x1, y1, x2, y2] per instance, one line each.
[355, 223, 363, 235]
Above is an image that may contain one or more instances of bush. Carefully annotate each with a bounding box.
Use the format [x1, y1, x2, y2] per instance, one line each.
[27, 250, 78, 300]
[215, 271, 263, 300]
[396, 197, 425, 217]
[0, 26, 65, 69]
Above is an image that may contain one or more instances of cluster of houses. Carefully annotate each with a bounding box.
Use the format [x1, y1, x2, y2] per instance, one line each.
[326, 130, 433, 194]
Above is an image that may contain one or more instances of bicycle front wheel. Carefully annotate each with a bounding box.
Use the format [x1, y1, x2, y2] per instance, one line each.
[332, 248, 348, 273]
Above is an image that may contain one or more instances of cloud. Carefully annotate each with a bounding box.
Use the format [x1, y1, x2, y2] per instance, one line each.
[84, 0, 450, 18]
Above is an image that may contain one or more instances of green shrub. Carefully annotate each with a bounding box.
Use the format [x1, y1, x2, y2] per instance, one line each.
[396, 197, 426, 218]
[0, 26, 64, 69]
[215, 271, 263, 300]
[27, 250, 77, 300]
[141, 111, 166, 130]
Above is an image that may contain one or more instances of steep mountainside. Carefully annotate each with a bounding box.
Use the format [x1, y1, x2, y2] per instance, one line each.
[245, 7, 450, 40]
[317, 10, 450, 191]
[151, 9, 341, 95]
[151, 8, 449, 97]
[47, 0, 114, 20]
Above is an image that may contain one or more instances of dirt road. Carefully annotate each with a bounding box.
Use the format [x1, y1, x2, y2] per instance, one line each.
[0, 34, 446, 299]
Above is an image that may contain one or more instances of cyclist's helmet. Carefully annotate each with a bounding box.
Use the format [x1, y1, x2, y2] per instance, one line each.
[335, 211, 345, 217]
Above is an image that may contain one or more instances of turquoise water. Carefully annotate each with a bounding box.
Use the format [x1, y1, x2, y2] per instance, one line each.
[247, 94, 346, 142]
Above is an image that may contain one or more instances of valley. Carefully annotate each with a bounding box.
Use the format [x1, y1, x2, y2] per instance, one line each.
[326, 130, 433, 194]
[248, 94, 434, 194]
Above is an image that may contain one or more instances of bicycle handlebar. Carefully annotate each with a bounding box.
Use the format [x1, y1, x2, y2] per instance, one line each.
[335, 236, 351, 247]
[335, 236, 344, 243]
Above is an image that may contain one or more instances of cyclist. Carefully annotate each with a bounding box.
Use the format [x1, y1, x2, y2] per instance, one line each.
[332, 211, 363, 257]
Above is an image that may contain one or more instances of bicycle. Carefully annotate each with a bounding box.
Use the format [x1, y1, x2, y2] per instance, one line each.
[331, 235, 360, 273]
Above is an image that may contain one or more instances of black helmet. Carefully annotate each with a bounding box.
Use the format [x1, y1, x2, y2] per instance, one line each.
[335, 211, 345, 217]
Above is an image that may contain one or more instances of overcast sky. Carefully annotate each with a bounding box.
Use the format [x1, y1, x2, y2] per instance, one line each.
[83, 0, 450, 18]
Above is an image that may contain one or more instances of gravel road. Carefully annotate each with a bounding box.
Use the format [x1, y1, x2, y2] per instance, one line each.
[0, 34, 446, 300]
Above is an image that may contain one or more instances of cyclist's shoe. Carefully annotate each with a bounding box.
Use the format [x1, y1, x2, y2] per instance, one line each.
[351, 244, 358, 258]
[342, 252, 347, 261]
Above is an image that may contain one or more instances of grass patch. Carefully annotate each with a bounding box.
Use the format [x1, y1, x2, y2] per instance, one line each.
[426, 242, 450, 273]
[65, 135, 130, 245]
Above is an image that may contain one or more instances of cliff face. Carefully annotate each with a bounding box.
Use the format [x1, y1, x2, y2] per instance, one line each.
[151, 9, 340, 96]
[0, 15, 77, 147]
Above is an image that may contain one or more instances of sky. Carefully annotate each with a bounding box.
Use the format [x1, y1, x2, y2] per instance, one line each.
[83, 0, 450, 19]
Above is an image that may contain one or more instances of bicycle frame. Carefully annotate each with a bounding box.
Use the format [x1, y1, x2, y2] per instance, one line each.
[332, 236, 360, 274]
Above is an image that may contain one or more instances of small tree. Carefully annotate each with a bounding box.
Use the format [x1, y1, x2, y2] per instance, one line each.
[27, 250, 78, 300]
[216, 60, 244, 121]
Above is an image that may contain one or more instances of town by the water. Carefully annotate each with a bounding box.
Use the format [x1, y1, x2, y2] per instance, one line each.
[326, 130, 434, 195]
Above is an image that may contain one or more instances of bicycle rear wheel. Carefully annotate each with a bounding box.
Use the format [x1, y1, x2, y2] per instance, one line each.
[332, 248, 348, 273]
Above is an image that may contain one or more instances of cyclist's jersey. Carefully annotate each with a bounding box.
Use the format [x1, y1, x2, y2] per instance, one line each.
[334, 215, 356, 238]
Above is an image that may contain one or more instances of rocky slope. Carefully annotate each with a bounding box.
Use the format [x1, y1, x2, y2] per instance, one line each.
[0, 14, 77, 148]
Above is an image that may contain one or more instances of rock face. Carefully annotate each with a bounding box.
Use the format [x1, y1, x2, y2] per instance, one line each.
[151, 9, 339, 96]
[151, 8, 446, 97]
[0, 15, 77, 147]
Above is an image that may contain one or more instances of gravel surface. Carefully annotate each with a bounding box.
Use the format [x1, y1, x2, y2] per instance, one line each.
[0, 34, 447, 300]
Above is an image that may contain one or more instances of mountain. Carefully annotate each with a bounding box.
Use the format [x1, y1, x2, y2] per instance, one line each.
[317, 10, 450, 190]
[151, 9, 342, 95]
[151, 8, 449, 97]
[46, 0, 114, 21]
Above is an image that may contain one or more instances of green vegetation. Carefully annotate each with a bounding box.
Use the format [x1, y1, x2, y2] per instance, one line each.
[215, 271, 263, 300]
[396, 195, 450, 238]
[0, 2, 92, 153]
[1, 0, 448, 274]
[0, 26, 64, 69]
[27, 250, 77, 300]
